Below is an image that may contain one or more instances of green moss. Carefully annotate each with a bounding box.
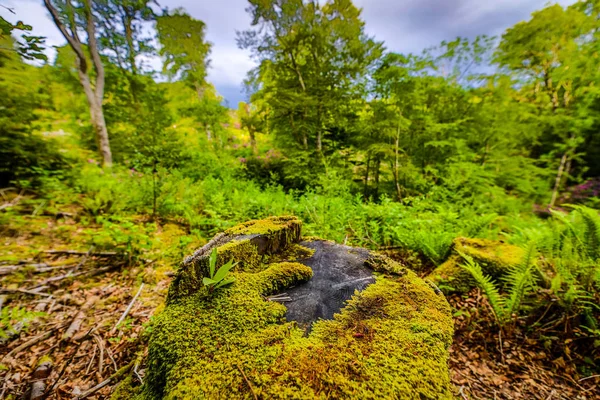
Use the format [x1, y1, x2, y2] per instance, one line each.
[264, 243, 315, 264]
[225, 215, 302, 254]
[140, 252, 453, 399]
[428, 237, 525, 293]
[111, 376, 141, 400]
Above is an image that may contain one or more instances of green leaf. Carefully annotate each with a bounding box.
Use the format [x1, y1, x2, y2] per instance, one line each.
[202, 277, 217, 286]
[209, 248, 217, 278]
[212, 259, 238, 283]
[214, 277, 236, 289]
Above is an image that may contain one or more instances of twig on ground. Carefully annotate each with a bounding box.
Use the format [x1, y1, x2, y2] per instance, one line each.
[27, 265, 116, 290]
[0, 263, 54, 275]
[133, 359, 143, 384]
[34, 298, 52, 312]
[0, 288, 53, 297]
[70, 246, 94, 274]
[498, 329, 505, 365]
[110, 283, 144, 335]
[93, 334, 105, 377]
[106, 347, 118, 372]
[579, 374, 600, 382]
[2, 324, 64, 361]
[236, 363, 258, 400]
[43, 250, 118, 257]
[85, 344, 98, 375]
[76, 361, 134, 399]
[63, 296, 99, 341]
[0, 188, 24, 210]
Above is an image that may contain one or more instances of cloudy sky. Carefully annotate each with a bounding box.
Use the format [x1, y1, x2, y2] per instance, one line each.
[2, 0, 576, 106]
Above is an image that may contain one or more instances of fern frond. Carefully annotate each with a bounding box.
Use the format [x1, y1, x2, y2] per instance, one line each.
[505, 241, 539, 317]
[572, 206, 600, 260]
[458, 251, 507, 324]
[550, 209, 586, 254]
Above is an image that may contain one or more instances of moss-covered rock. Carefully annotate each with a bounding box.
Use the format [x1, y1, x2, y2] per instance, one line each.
[138, 217, 454, 399]
[427, 237, 524, 293]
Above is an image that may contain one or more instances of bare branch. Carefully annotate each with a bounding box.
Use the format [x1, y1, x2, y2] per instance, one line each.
[82, 0, 105, 102]
[43, 0, 88, 73]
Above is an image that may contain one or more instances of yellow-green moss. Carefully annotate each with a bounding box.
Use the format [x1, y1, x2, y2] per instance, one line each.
[140, 256, 453, 399]
[428, 237, 525, 293]
[264, 243, 315, 264]
[111, 376, 141, 400]
[225, 215, 302, 254]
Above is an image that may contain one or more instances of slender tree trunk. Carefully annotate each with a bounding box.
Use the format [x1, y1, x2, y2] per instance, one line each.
[373, 157, 381, 200]
[316, 103, 323, 154]
[363, 155, 371, 199]
[249, 128, 257, 155]
[90, 99, 112, 166]
[550, 152, 568, 207]
[393, 119, 402, 202]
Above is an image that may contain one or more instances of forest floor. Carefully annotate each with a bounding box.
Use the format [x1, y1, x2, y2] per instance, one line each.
[1, 204, 598, 399]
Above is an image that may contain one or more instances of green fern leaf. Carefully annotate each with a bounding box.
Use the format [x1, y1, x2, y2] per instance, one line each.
[458, 251, 507, 324]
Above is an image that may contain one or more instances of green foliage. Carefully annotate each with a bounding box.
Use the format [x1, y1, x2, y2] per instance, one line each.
[157, 9, 210, 89]
[86, 216, 153, 263]
[0, 17, 46, 61]
[0, 306, 45, 340]
[0, 37, 70, 188]
[202, 248, 237, 293]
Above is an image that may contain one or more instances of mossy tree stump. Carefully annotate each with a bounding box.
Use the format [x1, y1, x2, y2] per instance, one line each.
[131, 216, 454, 399]
[427, 237, 525, 293]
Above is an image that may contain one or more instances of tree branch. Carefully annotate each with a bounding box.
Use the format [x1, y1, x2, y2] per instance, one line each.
[83, 0, 105, 103]
[43, 0, 87, 73]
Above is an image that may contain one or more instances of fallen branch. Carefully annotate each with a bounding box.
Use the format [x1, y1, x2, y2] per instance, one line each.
[2, 325, 63, 361]
[0, 188, 24, 210]
[85, 344, 98, 375]
[28, 265, 117, 290]
[34, 298, 52, 312]
[63, 296, 99, 341]
[0, 263, 57, 276]
[0, 288, 53, 298]
[70, 246, 94, 274]
[43, 250, 119, 257]
[76, 360, 134, 399]
[110, 283, 144, 335]
[93, 334, 105, 377]
[29, 357, 53, 400]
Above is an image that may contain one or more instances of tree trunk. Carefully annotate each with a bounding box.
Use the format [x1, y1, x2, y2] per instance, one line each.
[393, 119, 402, 202]
[550, 152, 568, 207]
[363, 155, 371, 199]
[316, 103, 323, 154]
[373, 157, 381, 200]
[249, 128, 257, 155]
[44, 0, 112, 167]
